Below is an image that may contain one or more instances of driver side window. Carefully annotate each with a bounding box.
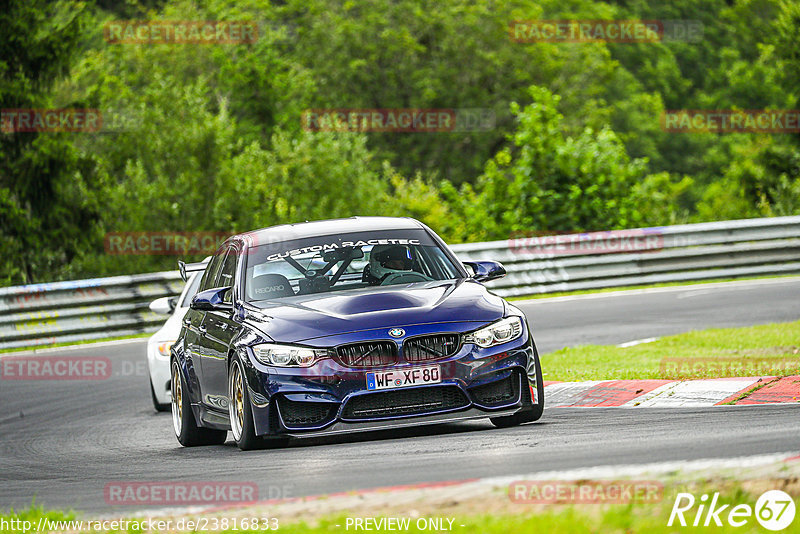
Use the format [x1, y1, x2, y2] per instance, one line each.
[218, 248, 238, 303]
[199, 250, 225, 292]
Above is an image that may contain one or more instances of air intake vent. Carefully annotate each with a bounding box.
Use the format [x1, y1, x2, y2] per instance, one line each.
[277, 398, 336, 428]
[404, 334, 461, 362]
[336, 341, 397, 368]
[342, 386, 469, 419]
[469, 373, 520, 407]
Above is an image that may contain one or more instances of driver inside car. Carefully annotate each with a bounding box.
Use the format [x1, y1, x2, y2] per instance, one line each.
[363, 245, 415, 285]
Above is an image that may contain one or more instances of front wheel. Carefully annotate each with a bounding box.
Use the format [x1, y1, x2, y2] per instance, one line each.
[171, 360, 227, 446]
[228, 355, 264, 451]
[490, 344, 545, 428]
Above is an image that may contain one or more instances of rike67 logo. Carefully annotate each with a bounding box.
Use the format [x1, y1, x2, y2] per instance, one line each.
[669, 490, 796, 531]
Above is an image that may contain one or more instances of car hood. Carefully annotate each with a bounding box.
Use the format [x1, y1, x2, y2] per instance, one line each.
[243, 279, 505, 343]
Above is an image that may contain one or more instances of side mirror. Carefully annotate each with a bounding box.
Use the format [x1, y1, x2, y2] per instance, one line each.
[463, 261, 506, 283]
[191, 287, 233, 311]
[149, 296, 176, 315]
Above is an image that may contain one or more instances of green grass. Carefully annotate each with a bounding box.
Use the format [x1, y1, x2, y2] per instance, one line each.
[0, 504, 77, 533]
[275, 509, 670, 534]
[272, 497, 800, 534]
[0, 332, 151, 355]
[4, 485, 798, 533]
[543, 320, 800, 382]
[508, 274, 800, 301]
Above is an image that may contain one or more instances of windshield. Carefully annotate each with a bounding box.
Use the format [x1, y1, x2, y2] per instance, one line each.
[244, 230, 461, 301]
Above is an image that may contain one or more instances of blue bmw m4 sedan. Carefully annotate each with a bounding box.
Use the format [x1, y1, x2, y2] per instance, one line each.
[171, 217, 544, 450]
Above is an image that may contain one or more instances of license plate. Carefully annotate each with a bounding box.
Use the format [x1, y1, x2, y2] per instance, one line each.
[366, 365, 441, 390]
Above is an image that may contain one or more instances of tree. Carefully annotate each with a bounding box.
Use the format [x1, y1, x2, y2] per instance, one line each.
[0, 0, 101, 285]
[443, 86, 651, 242]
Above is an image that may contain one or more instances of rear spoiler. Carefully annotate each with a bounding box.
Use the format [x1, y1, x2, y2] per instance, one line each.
[178, 260, 209, 282]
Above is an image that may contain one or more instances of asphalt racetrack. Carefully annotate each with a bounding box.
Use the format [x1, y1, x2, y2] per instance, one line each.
[1, 278, 798, 513]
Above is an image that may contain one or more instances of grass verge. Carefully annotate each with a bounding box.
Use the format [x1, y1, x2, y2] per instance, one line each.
[0, 332, 151, 355]
[542, 320, 800, 382]
[3, 480, 798, 533]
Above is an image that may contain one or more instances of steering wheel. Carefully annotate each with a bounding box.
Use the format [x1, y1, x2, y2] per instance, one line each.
[380, 271, 433, 285]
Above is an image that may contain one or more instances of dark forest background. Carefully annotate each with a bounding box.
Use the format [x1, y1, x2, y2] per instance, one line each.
[2, 0, 799, 285]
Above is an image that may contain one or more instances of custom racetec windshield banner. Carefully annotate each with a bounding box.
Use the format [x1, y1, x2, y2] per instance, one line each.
[246, 230, 438, 264]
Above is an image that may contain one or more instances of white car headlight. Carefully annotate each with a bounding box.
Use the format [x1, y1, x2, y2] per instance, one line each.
[157, 341, 175, 357]
[252, 344, 328, 367]
[464, 317, 523, 348]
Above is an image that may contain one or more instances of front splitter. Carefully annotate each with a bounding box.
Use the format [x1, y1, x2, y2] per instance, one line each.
[282, 406, 521, 438]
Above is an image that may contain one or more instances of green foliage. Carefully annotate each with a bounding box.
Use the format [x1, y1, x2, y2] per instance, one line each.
[0, 0, 102, 285]
[696, 136, 800, 221]
[279, 0, 682, 186]
[631, 172, 694, 226]
[379, 163, 457, 240]
[217, 130, 389, 230]
[0, 503, 76, 534]
[2, 0, 800, 284]
[444, 86, 652, 242]
[773, 0, 800, 102]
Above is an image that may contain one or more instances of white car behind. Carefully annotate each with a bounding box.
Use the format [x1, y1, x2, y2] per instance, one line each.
[146, 269, 203, 411]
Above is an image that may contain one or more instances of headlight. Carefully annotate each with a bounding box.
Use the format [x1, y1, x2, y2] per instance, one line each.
[464, 317, 523, 348]
[252, 344, 328, 367]
[157, 341, 175, 357]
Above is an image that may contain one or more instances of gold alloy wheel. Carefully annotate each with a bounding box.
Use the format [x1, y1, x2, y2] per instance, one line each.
[229, 361, 245, 441]
[170, 361, 183, 436]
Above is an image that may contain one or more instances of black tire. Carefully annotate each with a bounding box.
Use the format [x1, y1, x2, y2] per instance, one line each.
[171, 360, 227, 446]
[150, 379, 170, 412]
[491, 343, 545, 428]
[228, 354, 266, 451]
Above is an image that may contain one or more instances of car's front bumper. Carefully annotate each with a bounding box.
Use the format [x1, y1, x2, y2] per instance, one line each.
[279, 405, 522, 438]
[240, 325, 538, 437]
[146, 340, 172, 405]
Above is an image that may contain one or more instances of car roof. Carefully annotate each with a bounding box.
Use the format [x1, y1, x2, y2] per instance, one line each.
[235, 217, 426, 247]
